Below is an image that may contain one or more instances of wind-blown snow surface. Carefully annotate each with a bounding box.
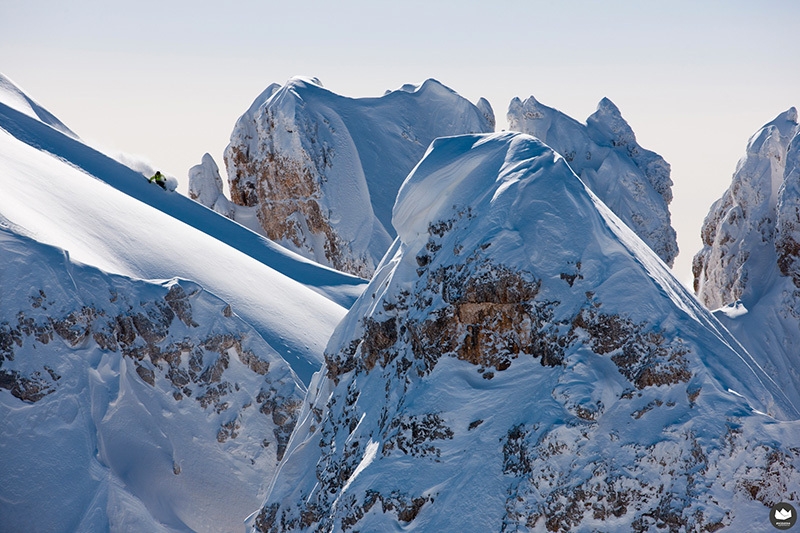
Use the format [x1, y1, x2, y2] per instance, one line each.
[693, 108, 800, 407]
[255, 133, 800, 532]
[0, 77, 367, 383]
[508, 95, 678, 267]
[223, 77, 495, 278]
[0, 73, 76, 138]
[0, 228, 304, 532]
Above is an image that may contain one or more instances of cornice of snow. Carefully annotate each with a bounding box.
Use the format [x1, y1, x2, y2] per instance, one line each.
[0, 73, 77, 138]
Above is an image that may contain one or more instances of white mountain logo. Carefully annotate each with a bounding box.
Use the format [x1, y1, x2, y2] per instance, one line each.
[771, 502, 798, 529]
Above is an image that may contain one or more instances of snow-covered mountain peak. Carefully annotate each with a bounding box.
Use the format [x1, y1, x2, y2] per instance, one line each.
[290, 75, 323, 88]
[223, 77, 495, 277]
[770, 106, 798, 133]
[392, 132, 536, 245]
[394, 78, 458, 97]
[188, 152, 236, 218]
[745, 107, 798, 164]
[507, 94, 678, 266]
[586, 96, 634, 146]
[694, 109, 800, 309]
[476, 96, 496, 129]
[243, 83, 283, 117]
[254, 132, 799, 532]
[693, 108, 800, 407]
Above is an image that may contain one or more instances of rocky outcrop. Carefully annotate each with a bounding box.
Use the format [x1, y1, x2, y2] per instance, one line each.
[508, 95, 678, 266]
[693, 108, 799, 308]
[692, 108, 800, 408]
[252, 133, 799, 532]
[0, 229, 304, 532]
[775, 123, 800, 288]
[223, 77, 495, 277]
[188, 153, 236, 218]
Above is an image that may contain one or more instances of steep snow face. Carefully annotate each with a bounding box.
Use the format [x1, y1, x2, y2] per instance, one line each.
[224, 77, 495, 278]
[253, 133, 799, 533]
[0, 73, 77, 138]
[508, 95, 678, 266]
[0, 92, 367, 383]
[693, 109, 800, 407]
[0, 228, 304, 533]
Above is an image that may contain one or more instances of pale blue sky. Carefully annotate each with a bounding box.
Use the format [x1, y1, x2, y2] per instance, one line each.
[2, 0, 799, 284]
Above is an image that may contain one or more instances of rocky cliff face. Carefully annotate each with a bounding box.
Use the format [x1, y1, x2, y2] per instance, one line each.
[223, 77, 495, 278]
[694, 108, 799, 308]
[188, 152, 235, 218]
[0, 228, 304, 533]
[251, 133, 799, 533]
[508, 95, 678, 267]
[692, 108, 800, 407]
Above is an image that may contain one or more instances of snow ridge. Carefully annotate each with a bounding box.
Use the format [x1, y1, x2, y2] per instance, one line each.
[508, 95, 678, 266]
[0, 73, 77, 138]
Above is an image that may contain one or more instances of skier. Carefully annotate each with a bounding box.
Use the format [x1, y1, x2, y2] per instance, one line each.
[149, 171, 167, 190]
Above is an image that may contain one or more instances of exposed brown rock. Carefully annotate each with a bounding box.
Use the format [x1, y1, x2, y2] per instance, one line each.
[573, 307, 691, 389]
[0, 283, 299, 453]
[0, 366, 60, 402]
[164, 284, 199, 327]
[227, 145, 371, 277]
[382, 413, 453, 458]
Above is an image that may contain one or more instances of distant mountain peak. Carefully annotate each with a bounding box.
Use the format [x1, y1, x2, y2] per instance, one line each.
[508, 94, 677, 266]
[223, 77, 495, 277]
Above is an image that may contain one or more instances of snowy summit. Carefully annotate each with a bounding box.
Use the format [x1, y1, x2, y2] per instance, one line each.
[253, 133, 799, 532]
[508, 95, 678, 266]
[220, 77, 495, 278]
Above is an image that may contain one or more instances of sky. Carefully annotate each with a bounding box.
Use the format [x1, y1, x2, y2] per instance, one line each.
[2, 0, 799, 286]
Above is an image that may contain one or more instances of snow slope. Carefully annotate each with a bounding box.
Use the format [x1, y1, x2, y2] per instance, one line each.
[693, 108, 800, 407]
[255, 133, 800, 532]
[0, 227, 304, 532]
[508, 95, 678, 266]
[223, 77, 495, 277]
[0, 73, 77, 138]
[0, 77, 368, 383]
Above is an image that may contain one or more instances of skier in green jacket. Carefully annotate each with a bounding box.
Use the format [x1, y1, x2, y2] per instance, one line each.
[149, 171, 167, 190]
